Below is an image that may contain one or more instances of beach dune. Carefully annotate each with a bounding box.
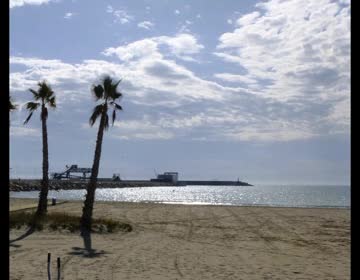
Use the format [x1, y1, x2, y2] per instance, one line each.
[10, 199, 350, 280]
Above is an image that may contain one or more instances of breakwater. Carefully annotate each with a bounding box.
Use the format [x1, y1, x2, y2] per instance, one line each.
[10, 179, 253, 192]
[9, 179, 173, 192]
[178, 180, 252, 186]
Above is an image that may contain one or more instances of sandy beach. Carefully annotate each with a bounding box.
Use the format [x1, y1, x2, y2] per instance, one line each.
[10, 198, 350, 280]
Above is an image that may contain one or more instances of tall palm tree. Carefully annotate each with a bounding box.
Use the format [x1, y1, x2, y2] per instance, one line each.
[24, 81, 56, 217]
[80, 75, 123, 231]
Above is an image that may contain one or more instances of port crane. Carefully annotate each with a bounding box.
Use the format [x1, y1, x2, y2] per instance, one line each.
[51, 165, 92, 180]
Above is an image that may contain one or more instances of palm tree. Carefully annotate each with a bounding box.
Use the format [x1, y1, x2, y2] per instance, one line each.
[24, 81, 56, 217]
[80, 75, 123, 231]
[9, 96, 17, 111]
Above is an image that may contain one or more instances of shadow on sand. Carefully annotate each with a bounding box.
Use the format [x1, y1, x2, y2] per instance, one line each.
[69, 229, 107, 258]
[9, 225, 36, 247]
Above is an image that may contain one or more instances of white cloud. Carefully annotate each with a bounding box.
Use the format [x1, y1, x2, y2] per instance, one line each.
[322, 97, 350, 134]
[178, 25, 191, 34]
[215, 0, 350, 133]
[10, 0, 51, 8]
[10, 126, 40, 137]
[112, 119, 174, 140]
[160, 33, 204, 57]
[10, 52, 345, 142]
[10, 5, 350, 144]
[106, 5, 113, 13]
[236, 11, 260, 26]
[106, 5, 134, 24]
[174, 9, 180, 15]
[227, 19, 233, 24]
[214, 73, 258, 85]
[103, 39, 161, 61]
[64, 12, 76, 19]
[103, 33, 204, 62]
[137, 21, 154, 30]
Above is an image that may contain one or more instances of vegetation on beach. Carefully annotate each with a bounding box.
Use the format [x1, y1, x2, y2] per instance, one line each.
[81, 75, 123, 231]
[10, 211, 132, 233]
[23, 81, 56, 217]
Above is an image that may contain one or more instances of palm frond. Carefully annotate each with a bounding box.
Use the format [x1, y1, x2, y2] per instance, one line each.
[103, 76, 113, 98]
[112, 91, 122, 100]
[113, 103, 122, 111]
[38, 81, 54, 99]
[112, 109, 116, 126]
[89, 104, 105, 126]
[93, 85, 104, 100]
[29, 89, 41, 100]
[47, 96, 56, 108]
[24, 99, 40, 125]
[109, 79, 122, 100]
[90, 75, 123, 130]
[26, 102, 40, 111]
[24, 112, 33, 125]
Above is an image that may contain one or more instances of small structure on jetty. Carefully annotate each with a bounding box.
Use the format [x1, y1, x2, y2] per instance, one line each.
[151, 172, 179, 184]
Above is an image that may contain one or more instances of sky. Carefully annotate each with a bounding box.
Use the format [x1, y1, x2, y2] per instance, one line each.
[9, 0, 350, 185]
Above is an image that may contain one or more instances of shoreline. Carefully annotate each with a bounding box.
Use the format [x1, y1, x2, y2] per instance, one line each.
[9, 197, 350, 211]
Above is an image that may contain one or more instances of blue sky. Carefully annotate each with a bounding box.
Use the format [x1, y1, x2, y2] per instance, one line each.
[9, 0, 350, 185]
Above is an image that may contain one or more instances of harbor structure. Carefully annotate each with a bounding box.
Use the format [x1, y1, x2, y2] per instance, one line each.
[51, 165, 91, 180]
[49, 165, 252, 186]
[151, 172, 178, 184]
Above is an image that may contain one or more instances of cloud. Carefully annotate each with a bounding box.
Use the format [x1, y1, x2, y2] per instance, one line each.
[103, 33, 204, 62]
[160, 33, 204, 57]
[10, 126, 40, 137]
[112, 119, 174, 140]
[10, 8, 350, 144]
[137, 21, 154, 30]
[106, 5, 134, 24]
[10, 51, 346, 142]
[103, 39, 161, 61]
[215, 0, 350, 133]
[214, 73, 258, 85]
[174, 9, 180, 15]
[64, 12, 76, 19]
[10, 0, 52, 8]
[236, 11, 260, 26]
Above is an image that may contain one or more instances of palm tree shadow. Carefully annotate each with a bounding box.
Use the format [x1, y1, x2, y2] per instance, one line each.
[68, 229, 107, 258]
[9, 225, 36, 246]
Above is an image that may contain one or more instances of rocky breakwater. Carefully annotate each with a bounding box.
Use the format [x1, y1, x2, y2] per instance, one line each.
[10, 179, 174, 191]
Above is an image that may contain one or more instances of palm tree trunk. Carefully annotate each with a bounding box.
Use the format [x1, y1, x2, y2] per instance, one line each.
[36, 106, 49, 217]
[81, 112, 106, 231]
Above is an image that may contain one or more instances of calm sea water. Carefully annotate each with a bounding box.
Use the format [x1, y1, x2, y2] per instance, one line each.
[10, 185, 350, 208]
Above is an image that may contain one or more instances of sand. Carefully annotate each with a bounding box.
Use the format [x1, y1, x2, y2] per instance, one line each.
[10, 198, 350, 280]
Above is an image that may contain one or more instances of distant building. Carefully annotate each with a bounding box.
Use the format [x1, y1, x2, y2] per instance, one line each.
[151, 172, 178, 184]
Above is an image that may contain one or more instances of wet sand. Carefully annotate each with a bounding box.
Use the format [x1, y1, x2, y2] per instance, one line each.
[10, 198, 350, 279]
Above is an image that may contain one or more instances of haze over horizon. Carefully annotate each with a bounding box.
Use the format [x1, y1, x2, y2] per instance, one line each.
[10, 0, 350, 185]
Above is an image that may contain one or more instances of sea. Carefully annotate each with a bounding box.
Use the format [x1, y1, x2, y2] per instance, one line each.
[10, 184, 350, 208]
